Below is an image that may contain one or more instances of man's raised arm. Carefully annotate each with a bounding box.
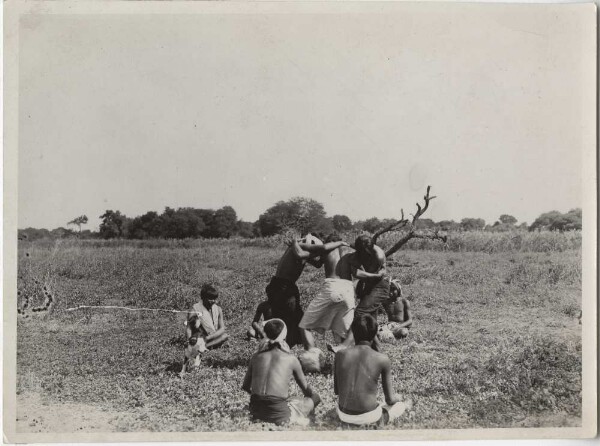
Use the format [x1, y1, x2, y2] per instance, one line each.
[299, 240, 348, 253]
[288, 239, 316, 260]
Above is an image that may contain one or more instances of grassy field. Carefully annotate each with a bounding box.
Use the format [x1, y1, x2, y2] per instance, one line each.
[15, 235, 582, 432]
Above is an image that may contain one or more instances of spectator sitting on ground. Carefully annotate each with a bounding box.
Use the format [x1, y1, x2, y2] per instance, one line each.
[186, 283, 229, 350]
[242, 319, 321, 426]
[334, 314, 412, 427]
[380, 279, 412, 340]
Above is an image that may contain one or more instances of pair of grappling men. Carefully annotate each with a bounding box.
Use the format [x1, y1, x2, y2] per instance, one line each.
[250, 233, 412, 362]
[243, 233, 412, 426]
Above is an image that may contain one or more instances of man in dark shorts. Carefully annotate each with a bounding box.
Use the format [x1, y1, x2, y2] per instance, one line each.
[242, 319, 321, 426]
[266, 234, 348, 346]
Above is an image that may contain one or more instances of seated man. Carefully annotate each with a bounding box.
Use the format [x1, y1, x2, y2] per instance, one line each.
[334, 314, 412, 426]
[246, 300, 273, 340]
[242, 319, 321, 426]
[186, 283, 229, 350]
[381, 279, 413, 339]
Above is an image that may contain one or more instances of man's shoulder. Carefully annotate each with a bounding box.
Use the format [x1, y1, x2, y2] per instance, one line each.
[374, 244, 386, 257]
[373, 350, 391, 365]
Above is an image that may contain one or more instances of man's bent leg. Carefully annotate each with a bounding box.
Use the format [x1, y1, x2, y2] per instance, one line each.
[206, 333, 229, 349]
[287, 397, 316, 426]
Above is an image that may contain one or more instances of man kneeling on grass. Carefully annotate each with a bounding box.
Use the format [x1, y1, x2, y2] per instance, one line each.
[334, 314, 412, 426]
[242, 319, 322, 426]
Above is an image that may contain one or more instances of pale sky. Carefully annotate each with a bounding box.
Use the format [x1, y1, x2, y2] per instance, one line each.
[18, 4, 590, 230]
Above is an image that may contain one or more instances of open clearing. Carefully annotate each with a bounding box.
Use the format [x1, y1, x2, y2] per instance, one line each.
[16, 237, 582, 432]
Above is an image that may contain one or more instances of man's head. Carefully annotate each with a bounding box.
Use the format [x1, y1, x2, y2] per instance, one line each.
[351, 314, 379, 343]
[264, 318, 286, 340]
[303, 233, 323, 246]
[200, 284, 219, 308]
[325, 232, 342, 243]
[354, 234, 374, 257]
[389, 279, 403, 300]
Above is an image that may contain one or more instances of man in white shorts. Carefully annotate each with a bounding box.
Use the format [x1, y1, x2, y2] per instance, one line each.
[299, 234, 355, 370]
[334, 314, 412, 426]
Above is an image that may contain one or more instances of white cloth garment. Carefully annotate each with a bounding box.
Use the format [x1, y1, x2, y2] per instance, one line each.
[256, 318, 291, 353]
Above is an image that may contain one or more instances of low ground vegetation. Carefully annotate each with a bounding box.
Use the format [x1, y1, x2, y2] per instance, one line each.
[16, 233, 581, 432]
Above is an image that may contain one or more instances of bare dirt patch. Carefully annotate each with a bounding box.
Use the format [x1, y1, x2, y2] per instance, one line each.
[17, 392, 142, 433]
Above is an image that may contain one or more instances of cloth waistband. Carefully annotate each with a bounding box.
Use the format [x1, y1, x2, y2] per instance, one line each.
[336, 404, 382, 425]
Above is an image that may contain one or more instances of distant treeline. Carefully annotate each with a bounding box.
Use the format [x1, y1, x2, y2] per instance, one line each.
[18, 197, 582, 241]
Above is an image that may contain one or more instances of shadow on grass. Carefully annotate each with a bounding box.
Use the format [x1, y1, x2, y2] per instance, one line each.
[163, 360, 184, 375]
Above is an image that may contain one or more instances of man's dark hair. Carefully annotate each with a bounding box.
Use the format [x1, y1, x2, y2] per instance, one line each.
[264, 319, 285, 340]
[200, 283, 219, 301]
[351, 314, 378, 343]
[354, 234, 374, 256]
[325, 232, 342, 243]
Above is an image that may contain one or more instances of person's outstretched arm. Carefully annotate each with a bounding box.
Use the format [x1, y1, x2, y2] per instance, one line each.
[299, 240, 348, 253]
[381, 356, 400, 406]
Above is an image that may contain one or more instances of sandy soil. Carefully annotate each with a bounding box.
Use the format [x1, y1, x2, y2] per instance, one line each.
[17, 392, 136, 433]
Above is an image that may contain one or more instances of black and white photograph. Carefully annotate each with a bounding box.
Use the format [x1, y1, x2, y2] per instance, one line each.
[3, 1, 596, 442]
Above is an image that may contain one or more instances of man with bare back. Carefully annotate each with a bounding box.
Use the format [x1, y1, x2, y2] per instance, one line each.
[242, 319, 321, 426]
[266, 234, 348, 347]
[299, 233, 356, 354]
[334, 314, 412, 426]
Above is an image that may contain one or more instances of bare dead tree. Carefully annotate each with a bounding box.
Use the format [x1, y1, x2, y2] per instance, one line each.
[371, 186, 448, 257]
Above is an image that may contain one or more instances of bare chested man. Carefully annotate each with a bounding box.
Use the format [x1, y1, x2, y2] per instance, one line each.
[328, 234, 389, 352]
[266, 234, 348, 346]
[242, 319, 322, 426]
[334, 314, 412, 426]
[382, 279, 413, 339]
[299, 233, 355, 354]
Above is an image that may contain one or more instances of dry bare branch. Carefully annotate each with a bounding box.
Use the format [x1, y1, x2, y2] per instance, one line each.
[376, 186, 446, 258]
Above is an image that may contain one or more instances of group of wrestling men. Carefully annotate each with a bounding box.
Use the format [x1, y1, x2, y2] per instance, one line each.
[183, 233, 413, 427]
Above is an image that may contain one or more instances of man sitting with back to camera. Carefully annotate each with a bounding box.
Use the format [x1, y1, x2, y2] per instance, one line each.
[242, 318, 322, 426]
[334, 314, 412, 426]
